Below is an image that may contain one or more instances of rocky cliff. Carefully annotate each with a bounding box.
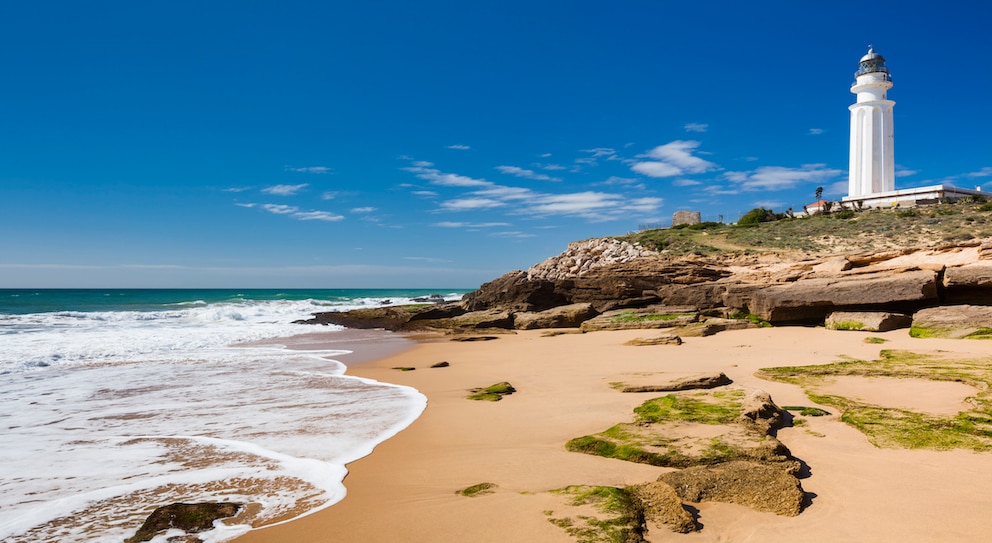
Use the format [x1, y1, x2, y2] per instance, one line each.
[300, 234, 992, 333]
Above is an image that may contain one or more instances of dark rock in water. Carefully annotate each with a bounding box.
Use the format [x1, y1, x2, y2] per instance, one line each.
[126, 502, 240, 543]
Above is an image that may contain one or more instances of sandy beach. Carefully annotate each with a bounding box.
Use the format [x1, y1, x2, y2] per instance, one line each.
[235, 326, 992, 542]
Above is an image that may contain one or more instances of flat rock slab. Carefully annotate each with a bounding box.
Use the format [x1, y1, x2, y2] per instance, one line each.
[825, 311, 912, 332]
[624, 334, 683, 346]
[581, 305, 699, 332]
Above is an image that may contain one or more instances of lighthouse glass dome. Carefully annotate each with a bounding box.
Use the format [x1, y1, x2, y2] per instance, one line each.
[855, 49, 891, 79]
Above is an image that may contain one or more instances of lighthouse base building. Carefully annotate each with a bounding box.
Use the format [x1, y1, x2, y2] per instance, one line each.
[840, 48, 982, 209]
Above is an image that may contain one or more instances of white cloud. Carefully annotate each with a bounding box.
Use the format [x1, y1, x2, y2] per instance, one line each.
[539, 153, 552, 158]
[223, 186, 252, 193]
[895, 167, 919, 177]
[642, 140, 716, 174]
[412, 190, 439, 197]
[234, 202, 256, 208]
[824, 181, 849, 196]
[535, 163, 567, 171]
[672, 178, 702, 187]
[966, 167, 992, 178]
[351, 207, 377, 213]
[631, 161, 683, 178]
[440, 197, 505, 211]
[446, 144, 470, 150]
[684, 122, 709, 133]
[726, 164, 842, 191]
[808, 128, 825, 135]
[630, 140, 717, 178]
[285, 166, 332, 174]
[495, 165, 561, 182]
[262, 183, 309, 196]
[321, 191, 338, 200]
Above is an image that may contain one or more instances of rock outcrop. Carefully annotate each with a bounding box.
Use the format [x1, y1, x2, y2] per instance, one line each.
[657, 461, 805, 516]
[296, 238, 992, 332]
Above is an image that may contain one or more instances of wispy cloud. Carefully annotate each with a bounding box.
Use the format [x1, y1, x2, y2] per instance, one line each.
[351, 207, 377, 213]
[224, 186, 252, 193]
[446, 144, 471, 150]
[403, 162, 491, 187]
[684, 122, 708, 133]
[285, 166, 332, 174]
[895, 167, 919, 177]
[260, 203, 344, 222]
[412, 190, 439, 197]
[752, 200, 785, 209]
[403, 256, 452, 263]
[584, 148, 617, 158]
[235, 202, 257, 208]
[808, 128, 825, 135]
[630, 140, 717, 178]
[495, 165, 561, 182]
[432, 221, 512, 228]
[535, 163, 567, 171]
[439, 197, 505, 211]
[490, 231, 537, 239]
[724, 164, 842, 191]
[966, 167, 992, 178]
[263, 183, 310, 196]
[672, 178, 702, 187]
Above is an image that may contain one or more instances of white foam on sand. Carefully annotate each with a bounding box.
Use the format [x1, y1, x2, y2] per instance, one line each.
[0, 301, 426, 542]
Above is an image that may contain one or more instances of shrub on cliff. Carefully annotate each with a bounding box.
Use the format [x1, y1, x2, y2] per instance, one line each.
[737, 207, 775, 227]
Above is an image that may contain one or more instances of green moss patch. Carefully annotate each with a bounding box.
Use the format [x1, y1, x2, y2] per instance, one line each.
[467, 381, 516, 401]
[546, 485, 647, 543]
[782, 406, 831, 417]
[458, 482, 497, 497]
[864, 337, 888, 344]
[391, 366, 416, 371]
[610, 312, 695, 323]
[758, 350, 992, 451]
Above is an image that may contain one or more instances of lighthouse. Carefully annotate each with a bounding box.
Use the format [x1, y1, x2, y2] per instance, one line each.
[848, 47, 895, 198]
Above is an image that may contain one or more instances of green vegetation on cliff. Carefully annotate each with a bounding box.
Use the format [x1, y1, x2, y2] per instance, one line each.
[618, 199, 992, 257]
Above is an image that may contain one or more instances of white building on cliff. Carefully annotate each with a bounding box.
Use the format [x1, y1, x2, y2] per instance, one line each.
[842, 47, 982, 208]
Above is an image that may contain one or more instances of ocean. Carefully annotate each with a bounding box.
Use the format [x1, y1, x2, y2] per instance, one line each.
[0, 288, 469, 542]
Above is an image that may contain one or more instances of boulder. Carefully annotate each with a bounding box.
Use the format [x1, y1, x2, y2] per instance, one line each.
[446, 310, 514, 330]
[657, 461, 805, 516]
[513, 303, 598, 330]
[126, 503, 241, 543]
[629, 481, 698, 533]
[737, 389, 785, 435]
[911, 305, 992, 339]
[747, 269, 939, 323]
[825, 311, 912, 332]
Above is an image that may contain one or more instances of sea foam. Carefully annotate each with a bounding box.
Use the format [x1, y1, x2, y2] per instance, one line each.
[0, 298, 427, 542]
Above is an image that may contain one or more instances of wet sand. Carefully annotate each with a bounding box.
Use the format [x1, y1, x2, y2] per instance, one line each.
[235, 326, 992, 542]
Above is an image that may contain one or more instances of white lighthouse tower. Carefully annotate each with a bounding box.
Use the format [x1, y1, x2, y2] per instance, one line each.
[848, 47, 895, 198]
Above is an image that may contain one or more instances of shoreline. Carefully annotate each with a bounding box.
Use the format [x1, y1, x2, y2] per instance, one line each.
[235, 327, 992, 542]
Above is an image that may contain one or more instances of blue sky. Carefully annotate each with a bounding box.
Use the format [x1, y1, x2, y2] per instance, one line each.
[2, 1, 991, 288]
